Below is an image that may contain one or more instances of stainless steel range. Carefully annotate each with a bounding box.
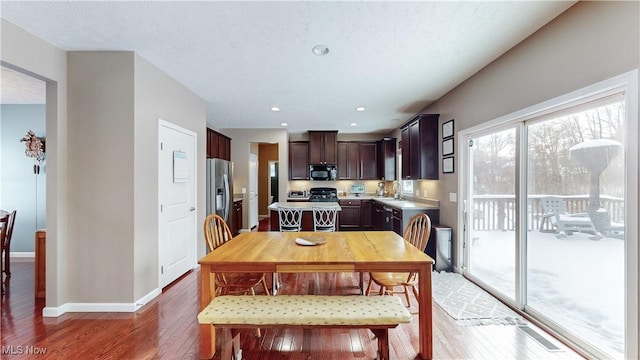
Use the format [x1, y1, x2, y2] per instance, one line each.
[308, 187, 338, 202]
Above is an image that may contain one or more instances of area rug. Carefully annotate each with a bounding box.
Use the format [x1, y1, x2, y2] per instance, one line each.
[432, 272, 526, 326]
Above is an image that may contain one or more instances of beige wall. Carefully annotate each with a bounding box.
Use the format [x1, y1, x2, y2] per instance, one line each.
[1, 19, 69, 309]
[420, 1, 639, 259]
[133, 54, 207, 300]
[66, 52, 207, 303]
[67, 52, 136, 302]
[1, 38, 207, 309]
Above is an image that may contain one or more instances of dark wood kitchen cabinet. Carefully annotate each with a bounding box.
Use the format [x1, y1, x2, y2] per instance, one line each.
[308, 131, 338, 165]
[377, 137, 396, 181]
[338, 142, 359, 180]
[391, 207, 440, 237]
[206, 128, 231, 161]
[360, 200, 373, 229]
[289, 141, 309, 180]
[338, 199, 361, 230]
[339, 199, 373, 230]
[232, 199, 243, 236]
[359, 142, 378, 180]
[337, 141, 378, 180]
[371, 201, 385, 230]
[400, 114, 439, 180]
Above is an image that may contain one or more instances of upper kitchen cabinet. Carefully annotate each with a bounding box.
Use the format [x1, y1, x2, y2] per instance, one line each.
[207, 128, 231, 161]
[289, 141, 310, 180]
[308, 131, 338, 165]
[377, 137, 396, 181]
[400, 114, 439, 180]
[337, 141, 378, 180]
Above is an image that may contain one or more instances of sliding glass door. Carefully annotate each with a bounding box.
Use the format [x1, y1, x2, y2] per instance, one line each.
[526, 99, 625, 358]
[463, 79, 631, 359]
[466, 127, 518, 303]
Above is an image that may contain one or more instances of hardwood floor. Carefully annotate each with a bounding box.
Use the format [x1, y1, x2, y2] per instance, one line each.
[2, 256, 583, 359]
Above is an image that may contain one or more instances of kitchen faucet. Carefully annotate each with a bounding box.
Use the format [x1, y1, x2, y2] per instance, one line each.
[392, 181, 401, 199]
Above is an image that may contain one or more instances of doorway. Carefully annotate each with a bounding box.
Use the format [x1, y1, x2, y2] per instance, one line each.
[0, 65, 47, 262]
[257, 143, 279, 218]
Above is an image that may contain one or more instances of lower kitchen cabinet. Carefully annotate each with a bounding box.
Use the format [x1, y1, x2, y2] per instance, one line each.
[338, 199, 361, 230]
[389, 207, 441, 268]
[232, 199, 243, 236]
[360, 200, 372, 229]
[372, 201, 384, 230]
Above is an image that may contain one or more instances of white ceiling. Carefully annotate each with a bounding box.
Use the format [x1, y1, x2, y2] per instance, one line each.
[0, 1, 575, 134]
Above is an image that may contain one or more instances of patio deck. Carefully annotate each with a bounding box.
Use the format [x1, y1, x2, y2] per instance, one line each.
[469, 230, 624, 357]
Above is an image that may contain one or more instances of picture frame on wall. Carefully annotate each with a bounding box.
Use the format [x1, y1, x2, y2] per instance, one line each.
[442, 138, 454, 156]
[442, 119, 454, 139]
[443, 156, 454, 174]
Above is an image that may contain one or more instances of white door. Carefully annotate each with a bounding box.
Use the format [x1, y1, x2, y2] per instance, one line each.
[158, 119, 197, 288]
[249, 154, 258, 229]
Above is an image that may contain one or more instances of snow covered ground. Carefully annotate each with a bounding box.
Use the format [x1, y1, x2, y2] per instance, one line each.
[468, 229, 624, 358]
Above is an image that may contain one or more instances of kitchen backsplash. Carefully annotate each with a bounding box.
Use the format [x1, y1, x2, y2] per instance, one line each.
[288, 179, 438, 200]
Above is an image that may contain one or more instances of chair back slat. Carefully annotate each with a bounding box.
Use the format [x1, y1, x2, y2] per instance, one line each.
[312, 206, 338, 232]
[278, 207, 303, 232]
[204, 214, 233, 252]
[540, 196, 567, 216]
[403, 213, 432, 253]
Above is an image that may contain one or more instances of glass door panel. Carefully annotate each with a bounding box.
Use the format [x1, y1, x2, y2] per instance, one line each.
[526, 100, 625, 358]
[467, 127, 517, 301]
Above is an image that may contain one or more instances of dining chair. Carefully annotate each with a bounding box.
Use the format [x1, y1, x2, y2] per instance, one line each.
[2, 210, 17, 277]
[366, 213, 431, 307]
[204, 213, 270, 296]
[312, 206, 338, 232]
[278, 206, 303, 232]
[204, 214, 270, 337]
[0, 214, 7, 295]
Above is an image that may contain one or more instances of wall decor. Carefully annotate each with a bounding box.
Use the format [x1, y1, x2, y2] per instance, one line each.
[442, 119, 454, 139]
[442, 138, 454, 156]
[20, 130, 46, 174]
[443, 156, 454, 174]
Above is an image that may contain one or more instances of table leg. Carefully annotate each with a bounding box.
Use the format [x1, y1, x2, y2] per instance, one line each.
[200, 264, 217, 359]
[418, 263, 433, 359]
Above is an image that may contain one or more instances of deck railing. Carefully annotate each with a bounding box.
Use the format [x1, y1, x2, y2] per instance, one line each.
[472, 194, 624, 231]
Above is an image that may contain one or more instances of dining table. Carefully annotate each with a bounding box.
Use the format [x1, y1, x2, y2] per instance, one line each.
[198, 230, 435, 359]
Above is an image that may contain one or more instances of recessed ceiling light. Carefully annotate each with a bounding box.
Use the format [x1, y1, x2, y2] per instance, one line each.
[312, 45, 329, 56]
[271, 107, 280, 112]
[356, 107, 366, 112]
[280, 122, 288, 127]
[350, 123, 358, 127]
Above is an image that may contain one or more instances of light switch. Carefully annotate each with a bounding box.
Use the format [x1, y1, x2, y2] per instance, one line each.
[449, 192, 457, 202]
[423, 190, 428, 197]
[415, 190, 420, 197]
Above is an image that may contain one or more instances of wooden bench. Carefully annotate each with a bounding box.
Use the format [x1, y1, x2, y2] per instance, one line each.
[198, 295, 412, 360]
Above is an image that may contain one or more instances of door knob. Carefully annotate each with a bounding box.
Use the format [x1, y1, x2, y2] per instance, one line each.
[189, 207, 196, 212]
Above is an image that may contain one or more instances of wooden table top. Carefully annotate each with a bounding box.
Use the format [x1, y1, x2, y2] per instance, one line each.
[198, 231, 433, 273]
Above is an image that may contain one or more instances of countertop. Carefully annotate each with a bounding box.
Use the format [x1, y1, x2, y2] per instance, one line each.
[268, 202, 342, 211]
[283, 196, 439, 210]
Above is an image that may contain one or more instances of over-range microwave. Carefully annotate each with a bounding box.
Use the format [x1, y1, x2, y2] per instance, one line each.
[309, 164, 338, 181]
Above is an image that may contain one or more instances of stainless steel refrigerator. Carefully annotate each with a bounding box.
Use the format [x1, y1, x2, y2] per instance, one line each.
[206, 158, 233, 225]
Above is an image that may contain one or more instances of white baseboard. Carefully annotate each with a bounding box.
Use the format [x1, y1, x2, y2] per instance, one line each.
[10, 252, 35, 258]
[42, 288, 161, 317]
